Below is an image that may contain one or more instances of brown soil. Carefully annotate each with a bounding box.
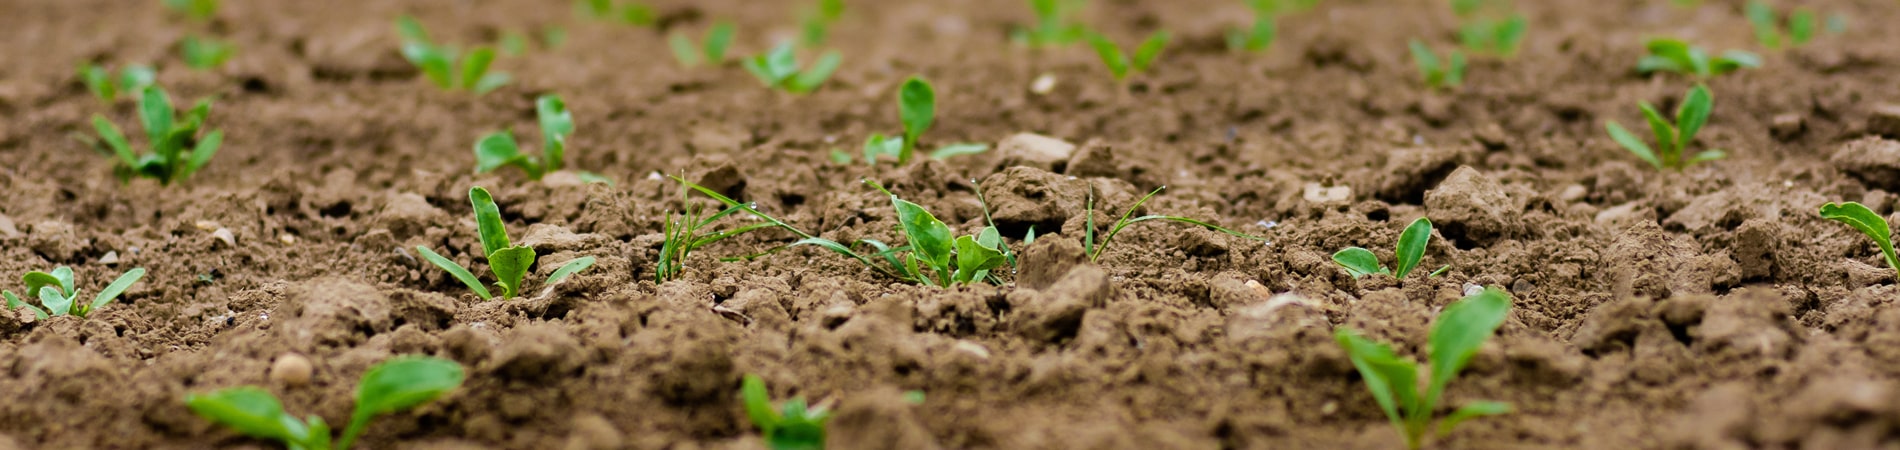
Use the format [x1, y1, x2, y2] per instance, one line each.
[4, 0, 1900, 448]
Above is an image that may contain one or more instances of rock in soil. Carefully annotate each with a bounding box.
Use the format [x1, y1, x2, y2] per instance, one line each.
[1831, 137, 1900, 191]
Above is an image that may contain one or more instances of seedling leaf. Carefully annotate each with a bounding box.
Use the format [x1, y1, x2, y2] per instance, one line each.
[1820, 202, 1899, 279]
[1423, 286, 1511, 412]
[338, 356, 465, 450]
[1393, 218, 1432, 278]
[546, 256, 596, 287]
[416, 246, 493, 300]
[1604, 122, 1660, 170]
[185, 387, 311, 445]
[487, 246, 536, 299]
[891, 197, 954, 284]
[1131, 31, 1170, 72]
[87, 267, 145, 316]
[1439, 401, 1511, 436]
[929, 143, 990, 160]
[470, 187, 511, 257]
[898, 77, 936, 164]
[1332, 247, 1386, 278]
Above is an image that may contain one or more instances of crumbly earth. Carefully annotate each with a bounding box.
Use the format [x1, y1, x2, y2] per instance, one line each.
[3, 0, 1900, 448]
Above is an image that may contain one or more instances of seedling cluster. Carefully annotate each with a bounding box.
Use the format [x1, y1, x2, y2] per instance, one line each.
[799, 0, 846, 47]
[1333, 217, 1448, 279]
[187, 356, 464, 450]
[1228, 0, 1318, 52]
[181, 35, 235, 70]
[78, 63, 156, 103]
[4, 266, 145, 319]
[1408, 40, 1466, 90]
[89, 87, 224, 185]
[416, 187, 597, 300]
[669, 23, 737, 68]
[1012, 0, 1088, 47]
[396, 16, 511, 95]
[474, 94, 606, 183]
[1636, 38, 1760, 79]
[742, 43, 842, 94]
[1746, 0, 1817, 50]
[1450, 0, 1526, 57]
[1604, 84, 1724, 171]
[742, 374, 831, 450]
[849, 77, 989, 166]
[1336, 287, 1514, 449]
[1086, 31, 1170, 85]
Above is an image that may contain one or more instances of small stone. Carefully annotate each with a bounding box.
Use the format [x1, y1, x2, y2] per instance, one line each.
[1770, 113, 1805, 141]
[995, 133, 1076, 172]
[279, 234, 297, 245]
[1559, 184, 1589, 202]
[97, 251, 119, 265]
[1870, 104, 1900, 138]
[194, 220, 222, 232]
[270, 353, 314, 387]
[1244, 280, 1272, 299]
[1030, 73, 1057, 95]
[1302, 183, 1352, 204]
[952, 340, 991, 359]
[210, 228, 237, 248]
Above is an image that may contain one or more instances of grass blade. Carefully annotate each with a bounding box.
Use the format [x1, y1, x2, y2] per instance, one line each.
[416, 246, 492, 300]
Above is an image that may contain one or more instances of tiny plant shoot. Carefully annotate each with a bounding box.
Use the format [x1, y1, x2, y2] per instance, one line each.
[1332, 217, 1448, 279]
[854, 77, 989, 166]
[162, 0, 218, 21]
[1408, 39, 1466, 90]
[799, 0, 846, 47]
[668, 22, 736, 68]
[1820, 202, 1899, 280]
[576, 0, 655, 26]
[1746, 0, 1817, 50]
[395, 16, 511, 95]
[89, 86, 224, 185]
[1086, 31, 1170, 85]
[1635, 38, 1760, 79]
[4, 266, 145, 320]
[655, 179, 784, 283]
[1083, 184, 1267, 263]
[1012, 0, 1087, 47]
[1336, 286, 1514, 450]
[1603, 84, 1724, 171]
[743, 374, 831, 450]
[474, 94, 607, 182]
[1228, 0, 1282, 52]
[78, 63, 156, 103]
[1457, 15, 1527, 57]
[186, 356, 464, 450]
[416, 187, 596, 300]
[741, 43, 843, 94]
[180, 35, 235, 70]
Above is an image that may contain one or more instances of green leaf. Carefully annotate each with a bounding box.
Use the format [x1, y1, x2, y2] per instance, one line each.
[929, 143, 990, 160]
[746, 43, 800, 87]
[706, 23, 736, 62]
[1713, 50, 1761, 74]
[863, 134, 903, 164]
[1643, 39, 1693, 72]
[459, 47, 498, 91]
[469, 187, 511, 257]
[80, 64, 114, 101]
[668, 34, 702, 67]
[1635, 55, 1682, 74]
[1788, 9, 1816, 45]
[829, 149, 853, 164]
[139, 87, 176, 144]
[338, 356, 465, 450]
[1439, 401, 1511, 436]
[183, 130, 222, 179]
[1087, 33, 1130, 81]
[1424, 286, 1512, 416]
[474, 132, 527, 175]
[121, 66, 155, 92]
[86, 268, 145, 317]
[537, 95, 573, 169]
[487, 246, 537, 299]
[1745, 0, 1780, 49]
[50, 267, 74, 295]
[891, 196, 954, 284]
[1393, 217, 1432, 278]
[181, 36, 234, 70]
[416, 246, 493, 300]
[1496, 15, 1527, 56]
[1131, 31, 1170, 72]
[1408, 39, 1440, 85]
[395, 15, 431, 43]
[93, 115, 137, 167]
[1689, 150, 1726, 164]
[953, 235, 1006, 284]
[789, 50, 842, 94]
[1231, 13, 1275, 51]
[1604, 121, 1661, 170]
[1332, 247, 1386, 278]
[1674, 85, 1713, 160]
[473, 72, 512, 95]
[742, 374, 782, 434]
[898, 76, 935, 164]
[545, 256, 596, 287]
[1637, 102, 1677, 163]
[40, 287, 74, 317]
[185, 387, 311, 446]
[1821, 201, 1899, 278]
[1445, 50, 1466, 87]
[402, 42, 455, 88]
[1335, 328, 1422, 448]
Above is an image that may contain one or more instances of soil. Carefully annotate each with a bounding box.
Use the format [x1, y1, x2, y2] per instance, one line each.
[4, 0, 1900, 448]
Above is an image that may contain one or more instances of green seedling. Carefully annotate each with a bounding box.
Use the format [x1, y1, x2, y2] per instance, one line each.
[668, 22, 736, 68]
[181, 35, 235, 70]
[88, 86, 223, 185]
[1227, 0, 1318, 52]
[78, 63, 156, 103]
[4, 267, 145, 320]
[799, 0, 846, 47]
[1011, 0, 1087, 47]
[162, 0, 217, 21]
[742, 374, 830, 450]
[543, 27, 569, 49]
[1604, 84, 1724, 171]
[741, 42, 843, 94]
[1635, 38, 1760, 79]
[416, 187, 596, 300]
[498, 31, 528, 56]
[576, 0, 654, 25]
[186, 356, 464, 450]
[473, 94, 607, 183]
[1408, 40, 1466, 90]
[655, 179, 785, 283]
[1746, 0, 1817, 50]
[1820, 202, 1899, 280]
[852, 77, 989, 166]
[395, 16, 511, 95]
[1458, 15, 1526, 57]
[1332, 217, 1448, 279]
[1083, 184, 1266, 263]
[1336, 286, 1513, 450]
[1086, 31, 1170, 85]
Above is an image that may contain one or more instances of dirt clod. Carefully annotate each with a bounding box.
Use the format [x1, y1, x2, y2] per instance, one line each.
[1831, 137, 1900, 191]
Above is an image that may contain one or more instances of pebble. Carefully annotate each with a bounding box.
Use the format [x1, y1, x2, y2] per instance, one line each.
[1770, 113, 1805, 141]
[211, 228, 237, 248]
[1030, 73, 1057, 95]
[98, 251, 119, 265]
[270, 353, 314, 387]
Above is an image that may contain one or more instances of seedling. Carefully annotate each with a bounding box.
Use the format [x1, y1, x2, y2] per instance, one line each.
[395, 16, 511, 95]
[742, 374, 830, 450]
[1408, 40, 1466, 90]
[668, 22, 736, 68]
[78, 63, 156, 103]
[88, 86, 223, 185]
[1335, 286, 1513, 450]
[1746, 0, 1817, 50]
[473, 94, 607, 183]
[1635, 38, 1760, 79]
[1604, 84, 1724, 171]
[1457, 15, 1526, 57]
[576, 0, 654, 26]
[741, 42, 842, 94]
[1085, 31, 1169, 86]
[655, 180, 783, 282]
[181, 35, 234, 70]
[850, 77, 989, 166]
[1011, 0, 1087, 48]
[498, 31, 529, 56]
[1332, 217, 1448, 279]
[799, 0, 846, 47]
[162, 0, 217, 21]
[4, 266, 145, 320]
[1083, 184, 1267, 263]
[1820, 202, 1899, 280]
[186, 356, 464, 450]
[415, 187, 596, 300]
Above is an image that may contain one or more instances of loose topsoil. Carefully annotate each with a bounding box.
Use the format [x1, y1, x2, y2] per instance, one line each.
[5, 0, 1900, 448]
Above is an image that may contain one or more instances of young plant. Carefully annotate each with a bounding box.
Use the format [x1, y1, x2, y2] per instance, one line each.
[1746, 0, 1817, 50]
[186, 356, 464, 450]
[162, 0, 217, 21]
[668, 22, 737, 68]
[575, 0, 655, 26]
[78, 63, 156, 103]
[741, 42, 843, 94]
[655, 181, 784, 282]
[1635, 38, 1760, 79]
[1820, 202, 1899, 280]
[742, 374, 830, 450]
[1457, 15, 1527, 57]
[1085, 31, 1170, 85]
[415, 187, 596, 300]
[1604, 84, 1724, 171]
[852, 77, 989, 166]
[395, 16, 511, 95]
[4, 267, 146, 320]
[1011, 0, 1087, 48]
[1332, 217, 1448, 279]
[89, 86, 224, 185]
[180, 35, 235, 70]
[799, 0, 846, 47]
[474, 94, 607, 182]
[1335, 286, 1514, 450]
[1408, 40, 1466, 90]
[1228, 0, 1313, 52]
[1083, 184, 1267, 263]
